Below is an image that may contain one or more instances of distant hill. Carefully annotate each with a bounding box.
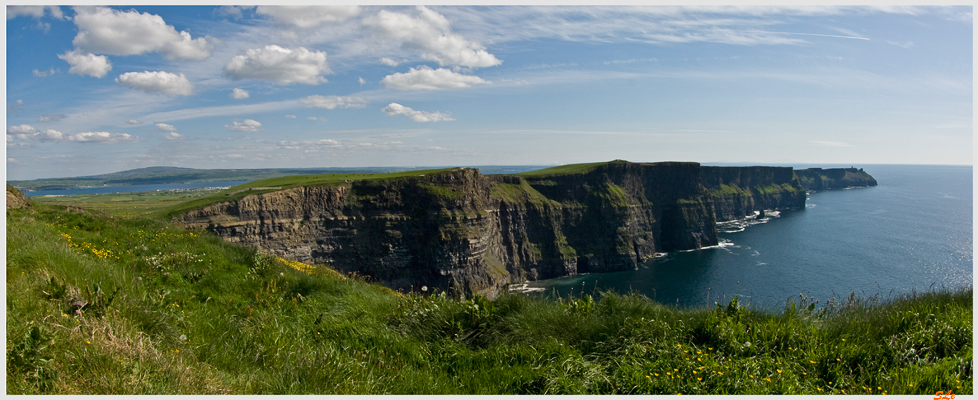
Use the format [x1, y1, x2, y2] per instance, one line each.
[8, 165, 550, 191]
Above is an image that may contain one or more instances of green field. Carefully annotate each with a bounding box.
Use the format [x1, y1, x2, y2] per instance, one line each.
[6, 188, 972, 394]
[30, 188, 225, 218]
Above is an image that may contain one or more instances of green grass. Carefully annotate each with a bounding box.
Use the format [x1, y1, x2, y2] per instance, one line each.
[162, 168, 456, 218]
[516, 161, 611, 177]
[30, 188, 225, 218]
[7, 201, 973, 394]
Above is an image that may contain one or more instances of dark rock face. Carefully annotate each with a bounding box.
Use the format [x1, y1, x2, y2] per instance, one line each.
[178, 162, 875, 297]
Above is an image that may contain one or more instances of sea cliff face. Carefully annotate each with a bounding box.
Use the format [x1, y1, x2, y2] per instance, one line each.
[178, 162, 872, 297]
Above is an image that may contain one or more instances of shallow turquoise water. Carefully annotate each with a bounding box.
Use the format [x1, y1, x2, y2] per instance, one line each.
[528, 164, 973, 310]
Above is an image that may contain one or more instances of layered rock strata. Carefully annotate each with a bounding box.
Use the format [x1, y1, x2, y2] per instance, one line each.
[178, 161, 873, 297]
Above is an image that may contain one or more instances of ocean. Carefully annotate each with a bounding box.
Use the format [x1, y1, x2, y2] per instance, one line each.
[21, 180, 249, 197]
[526, 164, 973, 310]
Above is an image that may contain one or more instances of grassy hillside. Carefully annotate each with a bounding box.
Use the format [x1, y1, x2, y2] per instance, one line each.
[7, 199, 972, 395]
[160, 168, 456, 218]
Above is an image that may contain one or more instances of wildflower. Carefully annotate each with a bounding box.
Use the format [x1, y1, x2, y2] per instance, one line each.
[667, 372, 672, 376]
[693, 371, 697, 374]
[763, 378, 771, 382]
[697, 351, 701, 354]
[646, 375, 650, 379]
[654, 373, 659, 377]
[708, 347, 713, 350]
[674, 369, 678, 372]
[817, 388, 822, 392]
[777, 370, 782, 374]
[749, 375, 754, 378]
[85, 340, 91, 345]
[842, 339, 846, 342]
[179, 335, 187, 341]
[836, 358, 841, 362]
[809, 360, 815, 364]
[677, 344, 682, 348]
[697, 378, 702, 381]
[697, 358, 701, 361]
[422, 286, 428, 292]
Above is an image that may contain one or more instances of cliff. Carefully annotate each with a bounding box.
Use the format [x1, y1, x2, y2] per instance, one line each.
[794, 167, 878, 191]
[177, 161, 872, 297]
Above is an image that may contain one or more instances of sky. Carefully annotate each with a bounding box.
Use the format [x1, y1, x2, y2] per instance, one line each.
[5, 5, 973, 180]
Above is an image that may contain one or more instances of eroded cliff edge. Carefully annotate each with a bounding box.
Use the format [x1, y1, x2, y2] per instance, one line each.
[177, 161, 875, 297]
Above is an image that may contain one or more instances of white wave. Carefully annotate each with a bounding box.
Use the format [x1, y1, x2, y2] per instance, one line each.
[508, 283, 546, 293]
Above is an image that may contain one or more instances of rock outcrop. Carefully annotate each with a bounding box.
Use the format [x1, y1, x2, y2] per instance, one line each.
[178, 161, 874, 297]
[794, 167, 878, 191]
[6, 185, 30, 210]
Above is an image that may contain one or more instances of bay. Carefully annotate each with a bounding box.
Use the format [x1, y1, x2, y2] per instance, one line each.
[21, 180, 249, 197]
[527, 164, 973, 311]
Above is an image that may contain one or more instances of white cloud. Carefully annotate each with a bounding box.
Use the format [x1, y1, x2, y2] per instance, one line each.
[7, 6, 63, 20]
[58, 49, 112, 78]
[285, 114, 297, 119]
[155, 122, 178, 131]
[382, 103, 455, 122]
[279, 138, 341, 149]
[308, 116, 328, 122]
[224, 45, 331, 85]
[127, 119, 142, 125]
[381, 65, 488, 90]
[230, 88, 250, 99]
[380, 57, 402, 67]
[299, 95, 368, 109]
[364, 6, 501, 68]
[38, 114, 66, 122]
[163, 132, 183, 140]
[226, 119, 262, 132]
[359, 77, 366, 85]
[6, 124, 64, 142]
[71, 6, 213, 60]
[68, 131, 136, 143]
[116, 71, 194, 96]
[256, 6, 361, 28]
[33, 68, 56, 77]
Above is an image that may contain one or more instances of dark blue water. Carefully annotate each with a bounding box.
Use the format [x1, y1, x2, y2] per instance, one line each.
[22, 180, 248, 197]
[529, 165, 973, 310]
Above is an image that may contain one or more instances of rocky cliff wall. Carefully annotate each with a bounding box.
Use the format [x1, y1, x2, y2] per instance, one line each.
[795, 168, 878, 191]
[178, 162, 871, 297]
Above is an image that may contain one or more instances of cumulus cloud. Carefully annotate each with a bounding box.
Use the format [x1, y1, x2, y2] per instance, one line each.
[38, 114, 66, 122]
[127, 119, 142, 125]
[299, 95, 368, 109]
[256, 6, 361, 28]
[163, 132, 183, 140]
[58, 49, 112, 78]
[155, 122, 178, 131]
[380, 57, 402, 67]
[224, 45, 331, 85]
[7, 6, 63, 19]
[382, 103, 455, 122]
[381, 65, 488, 90]
[364, 6, 501, 68]
[71, 6, 213, 60]
[230, 88, 250, 99]
[285, 114, 297, 119]
[225, 119, 262, 132]
[116, 71, 194, 96]
[68, 131, 136, 143]
[359, 77, 366, 85]
[33, 68, 57, 77]
[7, 124, 137, 144]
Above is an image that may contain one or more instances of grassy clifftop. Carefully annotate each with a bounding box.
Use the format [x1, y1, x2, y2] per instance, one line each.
[7, 202, 972, 394]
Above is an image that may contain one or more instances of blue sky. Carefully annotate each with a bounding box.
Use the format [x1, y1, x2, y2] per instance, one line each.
[5, 5, 973, 180]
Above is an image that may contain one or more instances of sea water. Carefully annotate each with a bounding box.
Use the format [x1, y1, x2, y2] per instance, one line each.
[527, 164, 973, 310]
[21, 180, 249, 197]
